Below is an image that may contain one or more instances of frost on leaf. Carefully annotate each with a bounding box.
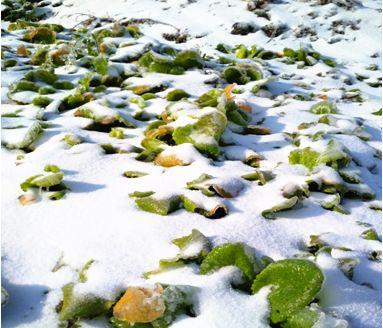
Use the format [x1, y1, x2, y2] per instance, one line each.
[195, 89, 222, 108]
[281, 182, 310, 199]
[241, 170, 274, 185]
[180, 194, 228, 219]
[360, 228, 380, 241]
[22, 27, 56, 44]
[172, 108, 227, 158]
[78, 259, 95, 283]
[124, 171, 148, 178]
[166, 89, 190, 101]
[24, 68, 58, 85]
[63, 134, 83, 147]
[262, 196, 299, 219]
[310, 101, 337, 115]
[186, 174, 244, 198]
[282, 304, 349, 328]
[113, 284, 165, 324]
[112, 284, 193, 327]
[109, 127, 125, 139]
[144, 229, 211, 278]
[134, 194, 181, 216]
[289, 141, 350, 171]
[317, 140, 351, 170]
[19, 165, 68, 203]
[200, 242, 258, 284]
[319, 193, 349, 214]
[58, 283, 114, 321]
[1, 120, 43, 150]
[154, 154, 185, 167]
[74, 104, 135, 130]
[289, 148, 320, 171]
[138, 49, 202, 75]
[154, 143, 204, 167]
[281, 306, 319, 328]
[222, 64, 262, 85]
[223, 145, 263, 167]
[251, 259, 324, 324]
[1, 287, 9, 307]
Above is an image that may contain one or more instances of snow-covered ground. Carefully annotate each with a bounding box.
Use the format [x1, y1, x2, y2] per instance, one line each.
[1, 0, 382, 327]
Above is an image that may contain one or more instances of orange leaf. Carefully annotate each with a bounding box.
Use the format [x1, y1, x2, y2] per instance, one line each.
[238, 103, 252, 113]
[224, 84, 235, 102]
[154, 154, 185, 167]
[318, 94, 329, 100]
[113, 285, 165, 324]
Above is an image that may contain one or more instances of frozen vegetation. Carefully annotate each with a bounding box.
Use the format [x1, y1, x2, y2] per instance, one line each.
[1, 0, 381, 327]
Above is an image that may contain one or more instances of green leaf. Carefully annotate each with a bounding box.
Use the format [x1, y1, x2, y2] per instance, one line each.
[60, 90, 93, 111]
[32, 96, 52, 107]
[317, 140, 351, 170]
[143, 259, 186, 279]
[39, 86, 56, 95]
[44, 165, 62, 173]
[289, 148, 320, 171]
[129, 97, 146, 109]
[30, 171, 64, 188]
[123, 171, 148, 178]
[319, 193, 349, 214]
[151, 285, 192, 328]
[310, 101, 337, 115]
[322, 58, 336, 67]
[172, 229, 211, 257]
[93, 56, 109, 75]
[186, 174, 215, 196]
[290, 141, 350, 171]
[172, 109, 227, 158]
[144, 229, 211, 279]
[173, 50, 203, 69]
[127, 25, 142, 38]
[235, 45, 248, 59]
[200, 243, 257, 283]
[261, 196, 299, 219]
[25, 69, 58, 85]
[59, 283, 114, 321]
[141, 93, 157, 100]
[166, 89, 190, 101]
[109, 127, 125, 139]
[361, 228, 379, 241]
[372, 108, 382, 116]
[74, 107, 135, 129]
[110, 317, 151, 327]
[53, 80, 75, 90]
[222, 66, 249, 85]
[180, 195, 228, 219]
[283, 48, 296, 58]
[281, 307, 319, 328]
[63, 134, 82, 147]
[8, 20, 64, 32]
[241, 170, 274, 185]
[22, 27, 56, 44]
[216, 43, 232, 54]
[79, 259, 95, 283]
[10, 80, 39, 93]
[195, 89, 222, 108]
[141, 138, 166, 152]
[48, 190, 67, 200]
[251, 259, 324, 324]
[129, 191, 155, 198]
[3, 121, 43, 150]
[135, 195, 181, 216]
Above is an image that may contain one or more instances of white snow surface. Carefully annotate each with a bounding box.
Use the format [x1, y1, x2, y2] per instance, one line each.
[1, 0, 382, 327]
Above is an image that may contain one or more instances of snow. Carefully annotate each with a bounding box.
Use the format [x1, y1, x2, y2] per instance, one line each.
[1, 0, 382, 327]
